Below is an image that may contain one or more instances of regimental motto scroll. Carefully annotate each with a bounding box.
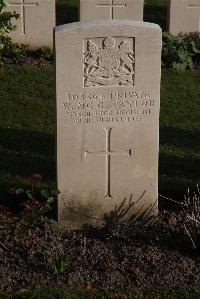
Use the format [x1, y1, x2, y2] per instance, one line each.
[83, 37, 135, 87]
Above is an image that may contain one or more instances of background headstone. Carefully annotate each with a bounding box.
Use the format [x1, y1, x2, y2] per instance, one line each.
[55, 20, 162, 228]
[5, 0, 55, 48]
[79, 0, 144, 21]
[168, 0, 200, 34]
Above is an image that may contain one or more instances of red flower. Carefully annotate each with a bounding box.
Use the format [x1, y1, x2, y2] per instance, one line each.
[32, 173, 42, 180]
[26, 173, 42, 183]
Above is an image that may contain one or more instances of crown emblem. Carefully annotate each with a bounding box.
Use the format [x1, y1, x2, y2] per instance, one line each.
[84, 37, 135, 87]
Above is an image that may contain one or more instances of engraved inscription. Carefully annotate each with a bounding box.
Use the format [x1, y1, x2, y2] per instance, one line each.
[96, 0, 126, 20]
[84, 37, 135, 87]
[187, 0, 200, 7]
[84, 127, 131, 199]
[63, 90, 156, 125]
[7, 0, 38, 35]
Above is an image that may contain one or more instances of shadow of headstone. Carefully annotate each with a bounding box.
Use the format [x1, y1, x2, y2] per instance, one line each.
[0, 128, 56, 209]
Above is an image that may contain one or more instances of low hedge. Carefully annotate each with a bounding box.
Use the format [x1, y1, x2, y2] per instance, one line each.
[0, 32, 199, 70]
[0, 0, 199, 69]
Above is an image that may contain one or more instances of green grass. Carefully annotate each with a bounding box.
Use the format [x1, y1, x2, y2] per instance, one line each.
[160, 70, 200, 201]
[0, 66, 199, 205]
[2, 287, 200, 299]
[0, 66, 56, 205]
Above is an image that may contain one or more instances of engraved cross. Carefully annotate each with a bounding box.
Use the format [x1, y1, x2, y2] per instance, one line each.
[7, 0, 38, 35]
[187, 0, 200, 31]
[96, 0, 126, 20]
[84, 127, 131, 199]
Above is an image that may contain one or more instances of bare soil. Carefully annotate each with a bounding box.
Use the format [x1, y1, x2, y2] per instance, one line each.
[1, 211, 200, 295]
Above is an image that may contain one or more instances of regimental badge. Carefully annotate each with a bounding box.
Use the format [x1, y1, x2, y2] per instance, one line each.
[83, 37, 135, 87]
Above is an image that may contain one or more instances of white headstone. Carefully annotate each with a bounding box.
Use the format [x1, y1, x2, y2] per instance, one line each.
[79, 0, 144, 21]
[55, 20, 162, 228]
[5, 0, 55, 48]
[168, 0, 200, 34]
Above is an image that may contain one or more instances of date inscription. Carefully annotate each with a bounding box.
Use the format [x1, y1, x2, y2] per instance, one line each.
[62, 90, 157, 125]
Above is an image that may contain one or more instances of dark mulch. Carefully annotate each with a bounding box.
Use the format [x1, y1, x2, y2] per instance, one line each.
[1, 211, 200, 295]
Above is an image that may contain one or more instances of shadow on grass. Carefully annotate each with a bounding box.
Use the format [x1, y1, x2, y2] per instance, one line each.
[1, 126, 199, 209]
[160, 126, 200, 150]
[159, 152, 200, 200]
[0, 128, 56, 207]
[0, 128, 55, 157]
[159, 126, 200, 206]
[160, 153, 200, 180]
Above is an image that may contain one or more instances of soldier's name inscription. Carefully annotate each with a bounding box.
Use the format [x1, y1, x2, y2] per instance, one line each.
[63, 89, 157, 125]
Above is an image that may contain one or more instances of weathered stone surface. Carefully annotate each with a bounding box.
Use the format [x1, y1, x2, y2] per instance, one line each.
[168, 0, 200, 34]
[79, 0, 144, 21]
[55, 20, 162, 228]
[5, 0, 55, 48]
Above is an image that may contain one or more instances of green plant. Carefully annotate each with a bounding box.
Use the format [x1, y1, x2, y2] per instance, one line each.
[1, 40, 29, 62]
[162, 32, 193, 70]
[182, 32, 200, 55]
[0, 0, 23, 62]
[0, 0, 18, 35]
[53, 251, 66, 275]
[10, 174, 59, 245]
[34, 46, 53, 60]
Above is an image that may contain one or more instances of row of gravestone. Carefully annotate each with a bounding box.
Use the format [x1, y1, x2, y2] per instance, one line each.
[5, 0, 200, 49]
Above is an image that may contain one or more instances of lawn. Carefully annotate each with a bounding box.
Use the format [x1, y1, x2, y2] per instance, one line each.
[0, 66, 55, 207]
[0, 66, 199, 207]
[160, 70, 200, 202]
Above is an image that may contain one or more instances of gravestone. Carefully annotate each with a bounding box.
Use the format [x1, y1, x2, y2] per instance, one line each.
[5, 0, 55, 48]
[55, 20, 162, 228]
[168, 0, 200, 34]
[79, 0, 144, 21]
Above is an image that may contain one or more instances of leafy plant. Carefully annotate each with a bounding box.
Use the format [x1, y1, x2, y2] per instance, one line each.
[0, 2, 28, 63]
[0, 1, 53, 63]
[53, 251, 66, 275]
[162, 32, 193, 70]
[10, 173, 59, 245]
[34, 45, 53, 60]
[0, 0, 18, 35]
[162, 31, 200, 70]
[182, 32, 200, 55]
